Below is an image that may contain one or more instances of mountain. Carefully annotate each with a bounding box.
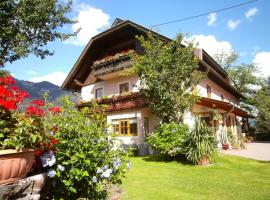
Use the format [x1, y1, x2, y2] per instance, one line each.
[15, 79, 80, 103]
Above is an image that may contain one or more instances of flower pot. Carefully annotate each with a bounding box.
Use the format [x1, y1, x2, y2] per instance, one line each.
[0, 149, 34, 185]
[222, 144, 229, 150]
[197, 156, 210, 165]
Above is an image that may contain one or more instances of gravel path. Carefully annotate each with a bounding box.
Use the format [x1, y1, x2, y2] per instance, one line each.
[222, 142, 270, 161]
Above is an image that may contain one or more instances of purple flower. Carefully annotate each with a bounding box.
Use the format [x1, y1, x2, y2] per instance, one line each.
[40, 151, 56, 167]
[97, 167, 103, 174]
[47, 169, 56, 178]
[57, 165, 65, 171]
[113, 159, 122, 170]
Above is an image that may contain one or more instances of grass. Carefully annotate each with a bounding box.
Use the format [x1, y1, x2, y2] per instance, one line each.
[121, 154, 270, 200]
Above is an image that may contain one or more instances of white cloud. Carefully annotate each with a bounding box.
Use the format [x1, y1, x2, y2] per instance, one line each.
[189, 35, 233, 57]
[27, 70, 37, 75]
[207, 13, 217, 26]
[30, 72, 68, 86]
[253, 51, 270, 78]
[227, 19, 242, 30]
[252, 46, 260, 56]
[65, 4, 110, 46]
[245, 7, 258, 20]
[239, 51, 248, 57]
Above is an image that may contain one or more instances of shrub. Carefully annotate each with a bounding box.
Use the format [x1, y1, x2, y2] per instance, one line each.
[185, 117, 217, 164]
[147, 122, 188, 156]
[49, 98, 129, 199]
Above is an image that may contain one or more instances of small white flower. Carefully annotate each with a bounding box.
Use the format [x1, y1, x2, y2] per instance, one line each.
[126, 160, 131, 171]
[97, 167, 103, 174]
[49, 131, 54, 135]
[47, 169, 56, 178]
[103, 165, 109, 170]
[57, 165, 65, 171]
[92, 176, 97, 183]
[102, 168, 113, 179]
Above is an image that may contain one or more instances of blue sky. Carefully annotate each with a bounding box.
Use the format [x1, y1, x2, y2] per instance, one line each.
[5, 0, 270, 86]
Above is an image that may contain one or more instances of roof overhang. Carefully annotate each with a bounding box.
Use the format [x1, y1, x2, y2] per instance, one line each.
[197, 97, 251, 118]
[61, 19, 170, 90]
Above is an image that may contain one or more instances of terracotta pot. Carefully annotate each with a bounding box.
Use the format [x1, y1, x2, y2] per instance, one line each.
[0, 149, 34, 185]
[197, 156, 210, 165]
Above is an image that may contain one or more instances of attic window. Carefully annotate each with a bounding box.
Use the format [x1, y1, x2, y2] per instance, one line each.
[119, 82, 129, 94]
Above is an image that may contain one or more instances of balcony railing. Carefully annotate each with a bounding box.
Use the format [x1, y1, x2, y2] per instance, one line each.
[78, 92, 147, 112]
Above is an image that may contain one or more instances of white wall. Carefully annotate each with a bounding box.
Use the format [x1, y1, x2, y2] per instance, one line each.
[197, 78, 239, 105]
[81, 75, 140, 101]
[106, 108, 157, 145]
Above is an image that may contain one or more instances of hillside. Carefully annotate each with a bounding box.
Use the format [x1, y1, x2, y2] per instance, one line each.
[15, 79, 80, 104]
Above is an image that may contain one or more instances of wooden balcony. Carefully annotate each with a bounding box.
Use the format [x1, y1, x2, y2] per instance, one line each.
[78, 92, 147, 112]
[92, 55, 132, 80]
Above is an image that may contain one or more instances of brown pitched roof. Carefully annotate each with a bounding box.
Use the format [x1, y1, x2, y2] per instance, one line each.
[62, 18, 244, 99]
[61, 18, 170, 90]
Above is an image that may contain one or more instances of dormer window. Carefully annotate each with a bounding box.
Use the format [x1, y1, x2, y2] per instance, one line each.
[207, 85, 211, 98]
[119, 82, 129, 94]
[95, 87, 103, 99]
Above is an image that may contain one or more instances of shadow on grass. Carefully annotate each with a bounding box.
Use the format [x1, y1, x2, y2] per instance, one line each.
[140, 154, 193, 165]
[258, 160, 270, 163]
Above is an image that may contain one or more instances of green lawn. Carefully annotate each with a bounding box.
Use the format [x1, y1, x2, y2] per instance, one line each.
[121, 154, 270, 200]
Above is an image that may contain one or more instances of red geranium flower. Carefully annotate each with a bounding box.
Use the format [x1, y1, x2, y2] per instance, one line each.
[26, 105, 45, 117]
[0, 76, 29, 110]
[53, 127, 59, 132]
[34, 149, 42, 156]
[48, 106, 62, 114]
[31, 99, 45, 107]
[50, 137, 59, 145]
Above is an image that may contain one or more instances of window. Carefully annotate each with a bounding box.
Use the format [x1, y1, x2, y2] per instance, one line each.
[144, 117, 149, 136]
[207, 85, 211, 98]
[221, 94, 224, 101]
[112, 118, 138, 136]
[95, 88, 103, 99]
[192, 85, 198, 95]
[119, 82, 129, 94]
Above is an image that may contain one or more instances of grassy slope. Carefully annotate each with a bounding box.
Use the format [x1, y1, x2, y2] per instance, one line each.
[121, 154, 270, 200]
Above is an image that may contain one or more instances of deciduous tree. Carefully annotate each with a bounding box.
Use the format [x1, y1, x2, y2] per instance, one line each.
[132, 33, 203, 123]
[0, 0, 75, 66]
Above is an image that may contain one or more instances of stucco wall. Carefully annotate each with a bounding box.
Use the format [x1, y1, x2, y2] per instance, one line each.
[106, 108, 160, 145]
[81, 75, 140, 101]
[198, 78, 239, 105]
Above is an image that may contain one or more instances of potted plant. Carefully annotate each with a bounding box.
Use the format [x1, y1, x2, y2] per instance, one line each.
[222, 143, 229, 150]
[0, 72, 57, 184]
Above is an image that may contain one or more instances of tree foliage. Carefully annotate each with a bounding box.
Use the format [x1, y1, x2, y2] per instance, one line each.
[227, 63, 259, 95]
[0, 0, 75, 66]
[213, 50, 238, 71]
[132, 33, 203, 123]
[253, 78, 270, 139]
